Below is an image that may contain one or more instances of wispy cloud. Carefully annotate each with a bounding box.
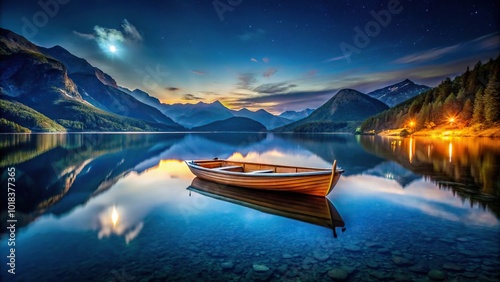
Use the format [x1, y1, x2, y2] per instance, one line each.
[472, 32, 500, 49]
[198, 91, 220, 96]
[250, 58, 258, 63]
[183, 94, 203, 100]
[324, 55, 350, 63]
[191, 70, 205, 75]
[263, 68, 277, 78]
[237, 73, 256, 89]
[262, 57, 269, 63]
[166, 87, 180, 91]
[238, 29, 266, 41]
[393, 44, 460, 64]
[73, 31, 95, 40]
[393, 33, 500, 65]
[122, 19, 142, 41]
[254, 82, 296, 94]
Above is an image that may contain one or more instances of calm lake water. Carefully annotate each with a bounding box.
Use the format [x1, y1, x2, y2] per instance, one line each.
[1, 133, 499, 281]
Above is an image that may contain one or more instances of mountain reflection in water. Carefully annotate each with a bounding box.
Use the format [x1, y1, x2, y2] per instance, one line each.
[360, 135, 500, 216]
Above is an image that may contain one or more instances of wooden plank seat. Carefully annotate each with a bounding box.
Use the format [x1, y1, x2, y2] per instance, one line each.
[247, 170, 274, 174]
[213, 165, 243, 171]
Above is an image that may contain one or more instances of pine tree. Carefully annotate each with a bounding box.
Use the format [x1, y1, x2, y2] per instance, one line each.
[484, 68, 500, 122]
[461, 66, 470, 89]
[472, 88, 484, 124]
[460, 99, 473, 126]
[444, 92, 459, 115]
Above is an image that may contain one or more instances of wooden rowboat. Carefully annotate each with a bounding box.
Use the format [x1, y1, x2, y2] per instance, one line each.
[185, 159, 344, 196]
[188, 177, 346, 237]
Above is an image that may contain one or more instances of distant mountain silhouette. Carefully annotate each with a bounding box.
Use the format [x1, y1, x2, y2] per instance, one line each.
[367, 79, 430, 107]
[162, 101, 234, 128]
[276, 89, 389, 132]
[191, 117, 267, 132]
[279, 108, 314, 121]
[231, 108, 291, 129]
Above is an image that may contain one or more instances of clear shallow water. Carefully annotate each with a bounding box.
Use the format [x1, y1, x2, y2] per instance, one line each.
[0, 133, 499, 281]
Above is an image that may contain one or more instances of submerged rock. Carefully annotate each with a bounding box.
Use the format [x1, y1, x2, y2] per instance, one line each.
[428, 269, 446, 280]
[369, 271, 389, 280]
[313, 251, 330, 262]
[393, 273, 412, 281]
[442, 262, 463, 271]
[458, 249, 479, 257]
[276, 264, 288, 274]
[462, 272, 477, 278]
[366, 261, 379, 269]
[409, 265, 429, 274]
[221, 261, 234, 270]
[377, 248, 390, 254]
[365, 242, 380, 248]
[328, 268, 348, 280]
[392, 255, 413, 266]
[253, 264, 270, 272]
[247, 264, 273, 281]
[391, 250, 402, 256]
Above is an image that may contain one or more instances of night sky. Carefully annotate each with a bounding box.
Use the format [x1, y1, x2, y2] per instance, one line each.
[1, 0, 499, 113]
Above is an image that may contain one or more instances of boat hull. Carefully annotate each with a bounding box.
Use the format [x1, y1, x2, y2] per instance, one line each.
[185, 159, 343, 196]
[188, 177, 345, 233]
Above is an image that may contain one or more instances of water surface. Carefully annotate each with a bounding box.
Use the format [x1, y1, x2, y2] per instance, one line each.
[1, 133, 499, 281]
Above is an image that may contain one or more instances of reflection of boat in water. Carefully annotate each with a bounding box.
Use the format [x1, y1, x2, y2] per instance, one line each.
[187, 177, 346, 237]
[185, 159, 344, 196]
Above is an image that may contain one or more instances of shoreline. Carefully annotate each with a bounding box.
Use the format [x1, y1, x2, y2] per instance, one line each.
[377, 125, 500, 138]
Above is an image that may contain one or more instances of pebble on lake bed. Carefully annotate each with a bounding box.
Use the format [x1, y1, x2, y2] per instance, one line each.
[252, 264, 270, 272]
[327, 268, 348, 280]
[247, 264, 273, 281]
[428, 269, 446, 280]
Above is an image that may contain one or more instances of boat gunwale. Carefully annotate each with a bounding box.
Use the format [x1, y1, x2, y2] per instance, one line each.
[185, 159, 344, 177]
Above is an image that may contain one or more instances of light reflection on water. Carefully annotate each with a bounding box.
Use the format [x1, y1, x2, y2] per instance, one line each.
[336, 175, 499, 227]
[0, 133, 499, 281]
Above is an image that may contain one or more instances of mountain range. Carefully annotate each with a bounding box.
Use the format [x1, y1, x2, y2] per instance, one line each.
[125, 89, 291, 129]
[0, 28, 431, 133]
[366, 79, 431, 107]
[279, 108, 315, 121]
